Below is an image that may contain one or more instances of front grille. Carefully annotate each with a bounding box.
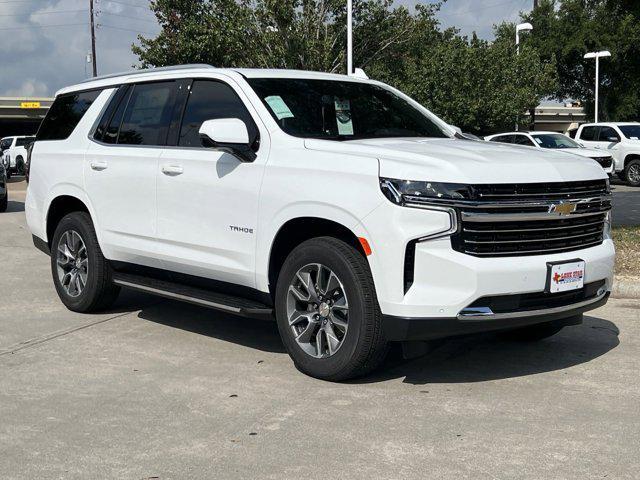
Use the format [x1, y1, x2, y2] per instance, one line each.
[591, 156, 613, 169]
[451, 180, 611, 257]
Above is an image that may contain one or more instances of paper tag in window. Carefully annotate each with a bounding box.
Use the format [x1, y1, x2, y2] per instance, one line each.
[335, 99, 354, 135]
[265, 96, 294, 120]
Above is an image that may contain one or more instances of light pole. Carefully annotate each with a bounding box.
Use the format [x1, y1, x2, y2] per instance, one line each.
[584, 50, 611, 123]
[347, 0, 353, 75]
[515, 23, 533, 130]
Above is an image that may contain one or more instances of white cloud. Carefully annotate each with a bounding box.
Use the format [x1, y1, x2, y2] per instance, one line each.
[4, 79, 49, 97]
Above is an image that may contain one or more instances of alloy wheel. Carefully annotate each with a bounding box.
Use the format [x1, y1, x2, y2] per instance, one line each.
[628, 164, 640, 184]
[56, 230, 89, 298]
[286, 263, 349, 358]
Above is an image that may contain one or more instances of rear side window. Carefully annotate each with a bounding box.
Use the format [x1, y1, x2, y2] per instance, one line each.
[1, 138, 12, 150]
[118, 82, 176, 146]
[37, 90, 102, 141]
[580, 126, 597, 141]
[178, 80, 258, 148]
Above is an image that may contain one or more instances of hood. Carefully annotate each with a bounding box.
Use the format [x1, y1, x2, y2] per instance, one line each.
[304, 137, 607, 184]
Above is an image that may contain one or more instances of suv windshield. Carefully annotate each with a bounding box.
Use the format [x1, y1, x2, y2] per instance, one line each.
[15, 136, 35, 147]
[531, 133, 580, 149]
[619, 125, 640, 140]
[248, 78, 448, 140]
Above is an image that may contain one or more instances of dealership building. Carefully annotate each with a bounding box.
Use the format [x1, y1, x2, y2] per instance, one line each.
[0, 97, 54, 139]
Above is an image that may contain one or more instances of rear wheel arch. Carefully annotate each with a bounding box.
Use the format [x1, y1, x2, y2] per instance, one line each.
[46, 195, 91, 247]
[268, 217, 367, 297]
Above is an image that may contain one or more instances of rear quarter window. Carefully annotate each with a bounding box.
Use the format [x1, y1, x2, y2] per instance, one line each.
[37, 89, 102, 141]
[579, 126, 597, 141]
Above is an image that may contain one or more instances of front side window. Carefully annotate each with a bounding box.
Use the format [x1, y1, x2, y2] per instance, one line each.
[597, 126, 620, 142]
[15, 137, 36, 147]
[37, 90, 102, 141]
[513, 135, 535, 146]
[490, 135, 513, 144]
[531, 133, 581, 149]
[580, 126, 597, 141]
[618, 125, 640, 140]
[248, 78, 448, 140]
[0, 138, 12, 150]
[118, 82, 176, 146]
[178, 80, 258, 147]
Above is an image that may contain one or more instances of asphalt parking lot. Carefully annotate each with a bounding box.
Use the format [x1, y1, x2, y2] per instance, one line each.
[1, 179, 639, 479]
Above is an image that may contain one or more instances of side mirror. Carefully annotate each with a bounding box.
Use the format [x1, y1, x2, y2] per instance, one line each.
[199, 118, 256, 162]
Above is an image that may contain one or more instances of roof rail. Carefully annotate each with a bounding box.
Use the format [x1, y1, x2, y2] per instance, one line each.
[78, 64, 214, 84]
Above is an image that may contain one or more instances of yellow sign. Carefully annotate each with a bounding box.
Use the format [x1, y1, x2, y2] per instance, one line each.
[20, 102, 41, 109]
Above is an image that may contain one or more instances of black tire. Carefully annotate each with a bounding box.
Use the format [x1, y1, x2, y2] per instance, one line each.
[15, 156, 24, 176]
[624, 159, 640, 187]
[500, 322, 565, 342]
[275, 237, 388, 381]
[0, 192, 7, 212]
[50, 211, 120, 312]
[5, 168, 10, 179]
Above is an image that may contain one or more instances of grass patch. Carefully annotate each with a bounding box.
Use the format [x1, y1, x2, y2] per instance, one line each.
[613, 226, 640, 277]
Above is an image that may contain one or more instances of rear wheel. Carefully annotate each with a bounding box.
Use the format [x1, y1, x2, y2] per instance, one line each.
[51, 212, 120, 312]
[275, 237, 387, 381]
[15, 156, 24, 176]
[624, 159, 640, 187]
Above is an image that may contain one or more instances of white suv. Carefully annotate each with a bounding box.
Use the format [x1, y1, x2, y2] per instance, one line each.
[485, 131, 614, 174]
[1, 135, 35, 177]
[26, 66, 614, 380]
[574, 122, 640, 186]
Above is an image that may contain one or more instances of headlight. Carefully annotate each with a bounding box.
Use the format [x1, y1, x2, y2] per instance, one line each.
[380, 177, 472, 206]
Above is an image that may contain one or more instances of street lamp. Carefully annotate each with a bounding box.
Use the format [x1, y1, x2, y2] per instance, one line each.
[515, 22, 533, 55]
[515, 23, 533, 130]
[584, 50, 611, 123]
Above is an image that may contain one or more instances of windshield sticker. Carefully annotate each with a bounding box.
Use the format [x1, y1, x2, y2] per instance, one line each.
[335, 99, 354, 135]
[265, 96, 294, 120]
[534, 138, 543, 144]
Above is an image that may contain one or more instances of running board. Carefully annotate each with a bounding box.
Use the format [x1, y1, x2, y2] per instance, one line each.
[112, 272, 274, 320]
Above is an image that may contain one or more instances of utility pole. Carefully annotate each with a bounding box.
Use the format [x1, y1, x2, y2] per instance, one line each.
[347, 0, 353, 75]
[89, 0, 97, 77]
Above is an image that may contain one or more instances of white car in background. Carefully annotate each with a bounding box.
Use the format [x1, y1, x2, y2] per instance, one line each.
[485, 131, 614, 174]
[1, 135, 36, 178]
[573, 123, 640, 186]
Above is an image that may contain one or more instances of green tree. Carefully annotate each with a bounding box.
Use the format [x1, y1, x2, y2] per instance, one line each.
[133, 0, 556, 134]
[498, 0, 640, 121]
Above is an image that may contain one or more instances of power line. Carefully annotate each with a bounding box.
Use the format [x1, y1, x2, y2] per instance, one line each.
[0, 23, 87, 31]
[97, 23, 157, 36]
[0, 9, 87, 17]
[100, 0, 151, 10]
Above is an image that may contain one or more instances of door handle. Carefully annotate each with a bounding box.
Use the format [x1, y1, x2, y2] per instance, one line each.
[90, 161, 108, 171]
[161, 165, 184, 176]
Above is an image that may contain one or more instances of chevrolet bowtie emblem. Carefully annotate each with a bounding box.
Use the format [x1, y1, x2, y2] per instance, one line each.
[549, 202, 577, 216]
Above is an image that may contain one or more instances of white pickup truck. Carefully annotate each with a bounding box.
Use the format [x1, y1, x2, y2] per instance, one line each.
[573, 123, 640, 187]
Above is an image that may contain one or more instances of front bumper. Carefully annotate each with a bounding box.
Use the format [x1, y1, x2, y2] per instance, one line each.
[384, 290, 608, 341]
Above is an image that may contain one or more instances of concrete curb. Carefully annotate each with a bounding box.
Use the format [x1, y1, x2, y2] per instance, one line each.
[612, 276, 640, 299]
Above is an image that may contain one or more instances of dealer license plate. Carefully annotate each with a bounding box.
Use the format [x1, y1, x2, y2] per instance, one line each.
[548, 260, 585, 293]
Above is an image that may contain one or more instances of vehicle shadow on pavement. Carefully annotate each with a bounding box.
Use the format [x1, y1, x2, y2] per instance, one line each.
[136, 299, 286, 354]
[6, 200, 25, 213]
[356, 315, 620, 385]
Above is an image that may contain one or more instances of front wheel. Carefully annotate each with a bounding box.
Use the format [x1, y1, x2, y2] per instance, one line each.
[624, 159, 640, 187]
[275, 237, 388, 381]
[51, 212, 120, 312]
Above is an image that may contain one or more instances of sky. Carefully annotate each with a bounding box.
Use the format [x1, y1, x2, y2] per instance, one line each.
[0, 0, 534, 98]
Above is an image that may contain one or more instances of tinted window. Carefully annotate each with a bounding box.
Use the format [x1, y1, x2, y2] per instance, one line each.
[37, 90, 102, 141]
[103, 87, 132, 144]
[94, 86, 130, 142]
[179, 80, 258, 147]
[532, 134, 581, 149]
[619, 125, 640, 139]
[490, 135, 513, 143]
[118, 82, 175, 145]
[15, 137, 36, 147]
[0, 138, 12, 150]
[513, 135, 535, 146]
[248, 78, 448, 140]
[567, 128, 577, 139]
[597, 126, 620, 142]
[580, 126, 597, 141]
